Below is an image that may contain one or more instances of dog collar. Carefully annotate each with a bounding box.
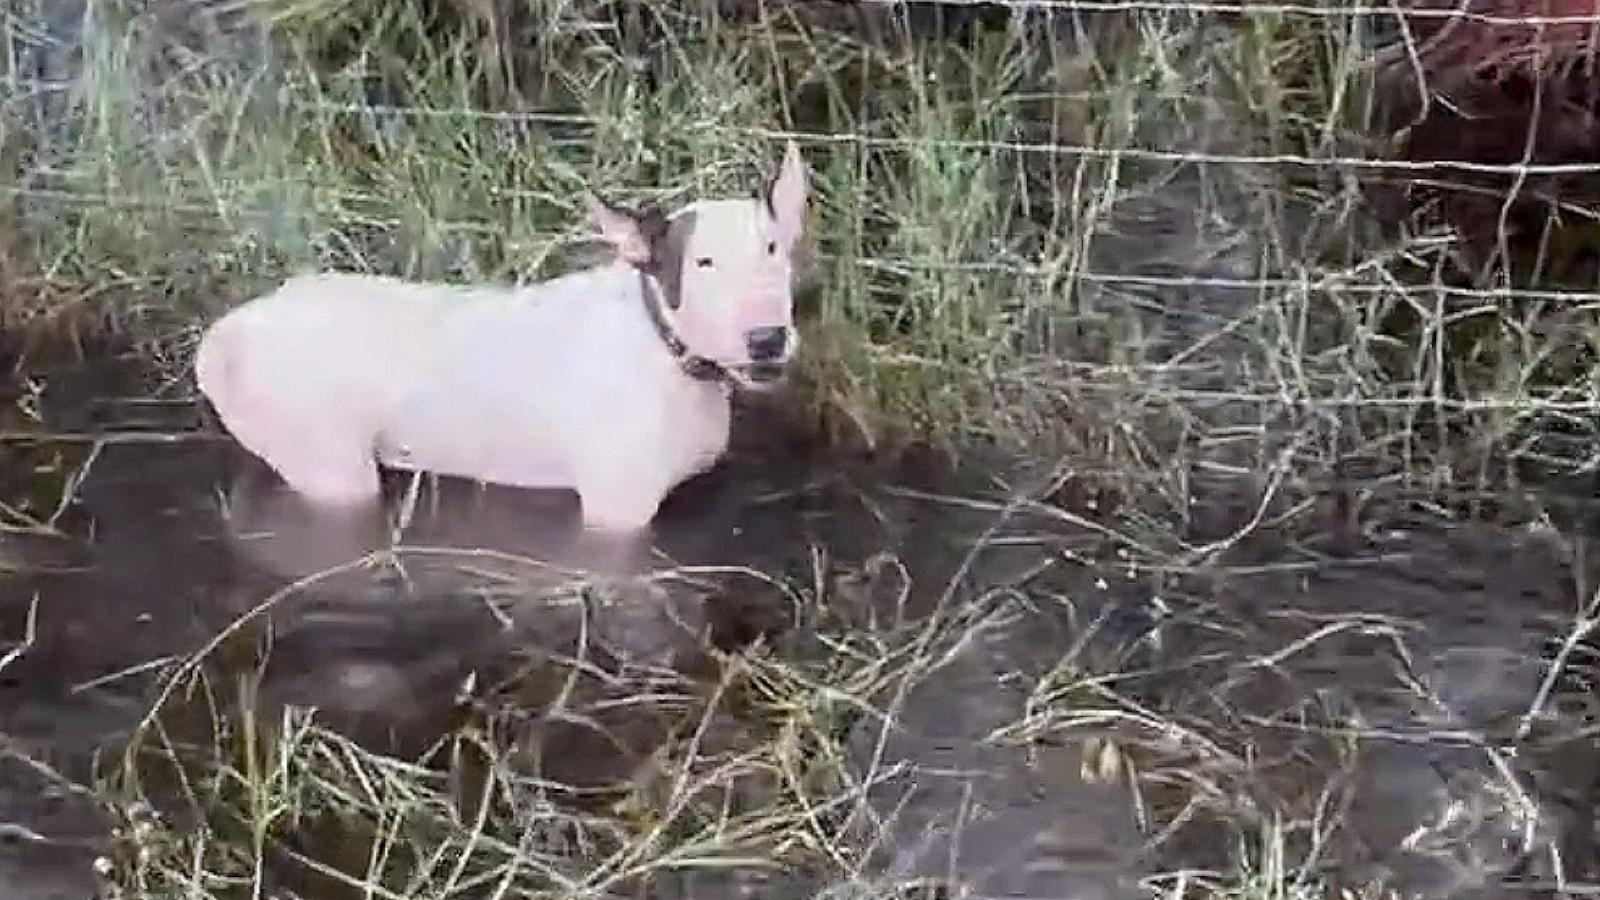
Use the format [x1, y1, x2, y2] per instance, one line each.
[637, 272, 740, 388]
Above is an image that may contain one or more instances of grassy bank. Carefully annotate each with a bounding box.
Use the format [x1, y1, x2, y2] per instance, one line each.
[5, 1, 1600, 898]
[6, 1, 1598, 487]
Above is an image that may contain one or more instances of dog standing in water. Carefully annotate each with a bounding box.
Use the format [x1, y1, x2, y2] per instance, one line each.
[195, 141, 809, 573]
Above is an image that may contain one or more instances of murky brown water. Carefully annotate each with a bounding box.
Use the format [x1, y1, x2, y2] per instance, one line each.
[1, 355, 1597, 900]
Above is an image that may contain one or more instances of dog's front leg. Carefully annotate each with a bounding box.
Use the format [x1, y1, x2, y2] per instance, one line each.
[573, 519, 655, 576]
[571, 439, 671, 575]
[571, 472, 704, 667]
[573, 483, 661, 577]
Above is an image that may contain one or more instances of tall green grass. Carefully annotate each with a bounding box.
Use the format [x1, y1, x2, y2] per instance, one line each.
[4, 1, 1600, 502]
[0, 1, 1214, 466]
[6, 0, 1593, 490]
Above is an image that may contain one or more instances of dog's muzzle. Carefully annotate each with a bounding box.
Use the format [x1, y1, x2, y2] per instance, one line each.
[740, 326, 794, 386]
[745, 326, 789, 363]
[743, 362, 786, 385]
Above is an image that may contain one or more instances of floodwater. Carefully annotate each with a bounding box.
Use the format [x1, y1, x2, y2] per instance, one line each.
[1, 354, 1597, 900]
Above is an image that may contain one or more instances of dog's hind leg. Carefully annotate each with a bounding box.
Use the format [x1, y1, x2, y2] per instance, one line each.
[198, 319, 383, 508]
[212, 385, 381, 507]
[270, 434, 383, 507]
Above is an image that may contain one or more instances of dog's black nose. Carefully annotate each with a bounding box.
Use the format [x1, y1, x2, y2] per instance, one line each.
[746, 327, 788, 362]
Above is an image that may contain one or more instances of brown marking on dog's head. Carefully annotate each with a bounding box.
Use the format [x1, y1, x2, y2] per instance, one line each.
[649, 209, 698, 310]
[584, 197, 698, 312]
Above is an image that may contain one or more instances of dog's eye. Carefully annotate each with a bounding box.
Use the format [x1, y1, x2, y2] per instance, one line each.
[696, 257, 714, 269]
[766, 241, 777, 255]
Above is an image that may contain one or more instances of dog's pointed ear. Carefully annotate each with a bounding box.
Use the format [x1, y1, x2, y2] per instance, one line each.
[762, 140, 808, 252]
[583, 192, 653, 268]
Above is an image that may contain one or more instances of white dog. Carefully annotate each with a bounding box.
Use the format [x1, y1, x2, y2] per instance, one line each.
[195, 140, 809, 536]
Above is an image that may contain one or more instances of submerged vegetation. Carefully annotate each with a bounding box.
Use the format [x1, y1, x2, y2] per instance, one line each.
[4, 1, 1600, 898]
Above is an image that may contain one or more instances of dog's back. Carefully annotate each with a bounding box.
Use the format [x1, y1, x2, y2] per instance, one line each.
[194, 265, 661, 503]
[195, 272, 472, 504]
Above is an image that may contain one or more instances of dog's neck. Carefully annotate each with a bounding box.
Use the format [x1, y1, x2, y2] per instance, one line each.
[634, 270, 741, 390]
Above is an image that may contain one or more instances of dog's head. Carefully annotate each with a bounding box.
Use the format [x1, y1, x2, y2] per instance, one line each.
[584, 140, 809, 389]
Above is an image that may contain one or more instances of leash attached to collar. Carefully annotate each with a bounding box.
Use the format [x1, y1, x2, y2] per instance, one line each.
[637, 272, 740, 388]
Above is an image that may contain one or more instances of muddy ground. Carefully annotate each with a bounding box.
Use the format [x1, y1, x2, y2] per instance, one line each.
[1, 353, 1598, 900]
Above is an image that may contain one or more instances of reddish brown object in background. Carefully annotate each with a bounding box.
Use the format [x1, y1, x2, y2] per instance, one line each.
[1403, 0, 1600, 86]
[1377, 0, 1600, 279]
